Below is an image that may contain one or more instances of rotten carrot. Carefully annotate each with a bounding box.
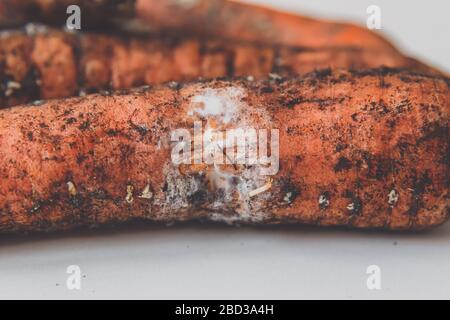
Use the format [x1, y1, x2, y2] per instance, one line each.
[0, 28, 434, 108]
[136, 0, 398, 51]
[0, 68, 448, 233]
[0, 0, 136, 28]
[0, 0, 399, 53]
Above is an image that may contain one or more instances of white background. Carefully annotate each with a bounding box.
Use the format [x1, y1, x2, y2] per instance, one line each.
[0, 0, 449, 300]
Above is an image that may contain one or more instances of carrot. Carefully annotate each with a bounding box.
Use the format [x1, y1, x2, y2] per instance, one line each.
[136, 0, 398, 51]
[0, 0, 398, 52]
[0, 68, 448, 233]
[0, 0, 135, 28]
[0, 28, 433, 108]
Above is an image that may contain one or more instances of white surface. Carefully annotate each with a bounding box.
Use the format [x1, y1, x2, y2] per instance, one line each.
[0, 0, 449, 300]
[1, 223, 449, 299]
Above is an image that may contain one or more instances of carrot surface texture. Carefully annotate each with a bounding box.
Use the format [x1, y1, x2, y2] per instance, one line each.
[0, 28, 434, 108]
[0, 69, 448, 233]
[0, 0, 403, 52]
[136, 0, 397, 51]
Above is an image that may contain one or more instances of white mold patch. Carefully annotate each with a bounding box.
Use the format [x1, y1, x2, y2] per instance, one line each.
[157, 84, 280, 223]
[319, 193, 330, 209]
[388, 189, 399, 208]
[155, 164, 205, 211]
[188, 87, 244, 124]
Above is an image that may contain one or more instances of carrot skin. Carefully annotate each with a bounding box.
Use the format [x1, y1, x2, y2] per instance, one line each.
[0, 0, 135, 28]
[0, 0, 398, 53]
[0, 69, 448, 232]
[136, 0, 397, 51]
[0, 29, 433, 108]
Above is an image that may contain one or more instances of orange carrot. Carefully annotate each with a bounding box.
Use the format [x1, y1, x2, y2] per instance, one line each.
[136, 0, 398, 51]
[0, 28, 433, 108]
[0, 69, 448, 232]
